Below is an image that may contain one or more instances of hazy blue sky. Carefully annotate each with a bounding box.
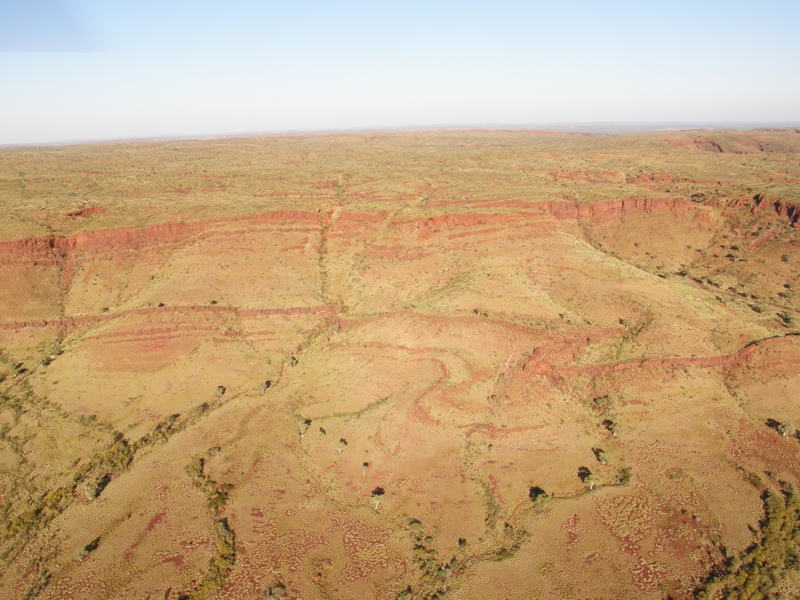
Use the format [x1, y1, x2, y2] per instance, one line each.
[1, 0, 799, 144]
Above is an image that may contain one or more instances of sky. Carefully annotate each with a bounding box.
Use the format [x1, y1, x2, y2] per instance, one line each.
[1, 0, 799, 145]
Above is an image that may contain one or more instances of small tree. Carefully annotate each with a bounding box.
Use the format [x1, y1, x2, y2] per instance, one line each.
[603, 419, 619, 437]
[298, 419, 311, 439]
[529, 486, 547, 502]
[265, 583, 286, 598]
[215, 385, 226, 396]
[337, 438, 348, 454]
[593, 448, 609, 465]
[75, 537, 100, 562]
[578, 466, 592, 485]
[593, 395, 613, 410]
[778, 422, 796, 437]
[617, 467, 632, 485]
[362, 461, 370, 476]
[371, 486, 385, 510]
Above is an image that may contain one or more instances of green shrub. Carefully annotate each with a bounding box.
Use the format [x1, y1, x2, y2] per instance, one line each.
[695, 488, 800, 599]
[617, 468, 632, 485]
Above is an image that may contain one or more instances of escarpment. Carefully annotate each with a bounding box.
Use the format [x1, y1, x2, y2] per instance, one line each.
[0, 197, 724, 281]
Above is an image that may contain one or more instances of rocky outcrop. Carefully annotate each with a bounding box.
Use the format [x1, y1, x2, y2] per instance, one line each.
[0, 236, 76, 287]
[0, 236, 74, 264]
[751, 193, 800, 227]
[0, 210, 328, 288]
[0, 199, 702, 271]
[774, 201, 800, 227]
[524, 335, 798, 380]
[0, 197, 715, 297]
[66, 206, 106, 219]
[543, 197, 697, 222]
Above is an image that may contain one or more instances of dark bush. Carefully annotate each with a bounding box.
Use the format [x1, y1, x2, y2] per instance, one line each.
[529, 486, 547, 502]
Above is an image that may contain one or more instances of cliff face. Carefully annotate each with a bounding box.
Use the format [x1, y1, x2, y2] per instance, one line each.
[0, 196, 757, 317]
[752, 193, 800, 227]
[0, 193, 791, 325]
[0, 210, 328, 290]
[0, 198, 700, 267]
[1, 209, 328, 257]
[0, 235, 75, 264]
[543, 197, 698, 221]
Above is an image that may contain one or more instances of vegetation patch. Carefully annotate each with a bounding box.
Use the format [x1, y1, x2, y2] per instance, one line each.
[181, 449, 237, 599]
[695, 487, 800, 599]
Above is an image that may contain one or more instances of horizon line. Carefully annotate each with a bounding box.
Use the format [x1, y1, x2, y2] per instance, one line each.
[3, 120, 799, 150]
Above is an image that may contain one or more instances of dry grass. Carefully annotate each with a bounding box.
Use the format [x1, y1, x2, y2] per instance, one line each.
[0, 129, 798, 599]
